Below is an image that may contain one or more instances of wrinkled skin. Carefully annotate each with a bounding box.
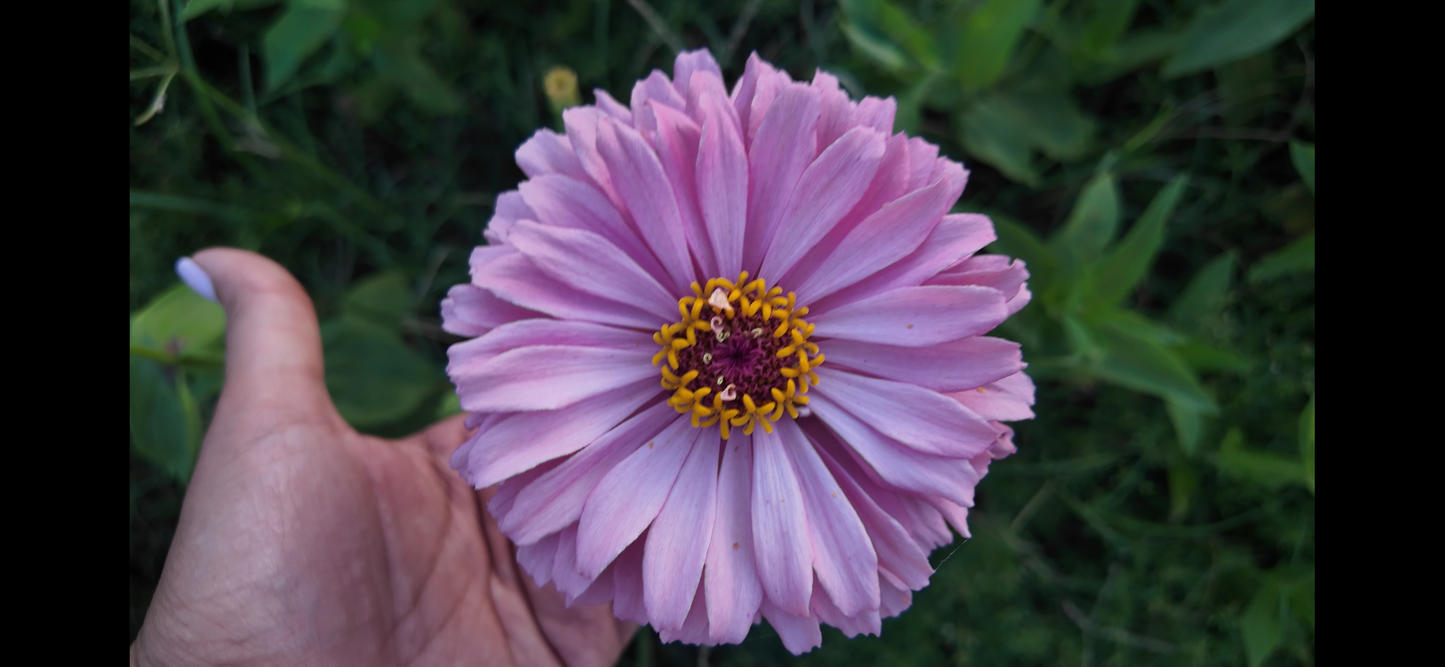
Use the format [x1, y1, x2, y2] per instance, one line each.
[132, 249, 636, 666]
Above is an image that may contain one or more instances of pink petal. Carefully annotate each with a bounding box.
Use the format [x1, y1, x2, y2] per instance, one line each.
[853, 96, 896, 134]
[744, 64, 790, 148]
[905, 136, 940, 191]
[573, 561, 617, 606]
[1006, 285, 1033, 315]
[516, 129, 586, 180]
[810, 285, 1009, 347]
[744, 84, 820, 271]
[705, 435, 764, 643]
[823, 336, 1024, 393]
[631, 69, 686, 118]
[684, 70, 733, 128]
[446, 318, 647, 380]
[516, 531, 560, 587]
[811, 581, 882, 637]
[879, 575, 914, 618]
[644, 430, 720, 630]
[483, 190, 535, 245]
[440, 284, 541, 337]
[488, 456, 563, 526]
[502, 402, 681, 544]
[793, 162, 966, 303]
[518, 174, 666, 281]
[899, 494, 955, 548]
[730, 53, 766, 131]
[595, 118, 696, 291]
[576, 416, 700, 578]
[611, 537, 649, 624]
[551, 525, 598, 603]
[697, 90, 750, 278]
[650, 103, 716, 279]
[751, 426, 814, 615]
[673, 49, 722, 98]
[808, 212, 997, 312]
[658, 580, 712, 645]
[812, 367, 998, 458]
[593, 89, 633, 124]
[950, 371, 1036, 421]
[805, 393, 981, 508]
[776, 419, 879, 616]
[473, 251, 661, 329]
[812, 70, 855, 152]
[759, 127, 887, 280]
[926, 496, 972, 540]
[930, 255, 1030, 301]
[812, 435, 934, 590]
[508, 220, 678, 319]
[562, 106, 621, 207]
[461, 382, 655, 488]
[760, 600, 822, 655]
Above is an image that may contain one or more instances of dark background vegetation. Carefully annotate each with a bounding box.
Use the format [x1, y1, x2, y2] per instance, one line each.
[130, 1, 1315, 664]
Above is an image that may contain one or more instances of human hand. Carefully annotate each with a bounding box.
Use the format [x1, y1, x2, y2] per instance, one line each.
[131, 249, 637, 666]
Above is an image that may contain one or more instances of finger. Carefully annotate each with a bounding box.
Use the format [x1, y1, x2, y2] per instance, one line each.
[188, 248, 336, 422]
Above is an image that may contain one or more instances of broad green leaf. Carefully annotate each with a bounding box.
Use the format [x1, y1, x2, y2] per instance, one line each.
[874, 1, 939, 69]
[1299, 395, 1315, 493]
[262, 0, 347, 92]
[1062, 315, 1098, 361]
[1093, 309, 1186, 346]
[130, 283, 227, 353]
[1167, 399, 1204, 455]
[1081, 29, 1177, 84]
[1171, 340, 1252, 374]
[1166, 457, 1197, 519]
[1290, 140, 1315, 195]
[1088, 320, 1216, 412]
[1078, 0, 1140, 62]
[182, 0, 233, 21]
[841, 23, 911, 72]
[985, 213, 1059, 293]
[1087, 174, 1188, 305]
[956, 102, 1037, 185]
[1286, 569, 1315, 631]
[130, 358, 203, 482]
[1215, 52, 1275, 127]
[1247, 231, 1314, 282]
[372, 45, 463, 114]
[1216, 428, 1306, 488]
[1169, 253, 1235, 331]
[435, 391, 463, 420]
[953, 0, 1042, 90]
[1162, 0, 1315, 79]
[322, 316, 442, 430]
[991, 55, 1096, 161]
[1241, 576, 1284, 667]
[1049, 172, 1120, 267]
[343, 270, 412, 329]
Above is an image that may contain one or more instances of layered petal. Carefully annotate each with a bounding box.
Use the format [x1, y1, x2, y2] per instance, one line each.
[744, 85, 820, 270]
[810, 285, 1010, 347]
[812, 367, 998, 458]
[705, 435, 764, 643]
[824, 336, 1024, 393]
[751, 426, 814, 615]
[644, 430, 721, 630]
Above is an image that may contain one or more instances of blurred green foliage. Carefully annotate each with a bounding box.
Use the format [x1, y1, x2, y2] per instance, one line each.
[130, 0, 1315, 664]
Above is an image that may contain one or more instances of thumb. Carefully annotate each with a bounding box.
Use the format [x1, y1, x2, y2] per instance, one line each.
[187, 248, 338, 424]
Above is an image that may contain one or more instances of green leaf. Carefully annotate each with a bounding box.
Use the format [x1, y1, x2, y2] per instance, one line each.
[1171, 339, 1252, 374]
[1077, 0, 1140, 61]
[1088, 319, 1216, 412]
[1049, 172, 1120, 267]
[1169, 253, 1235, 331]
[1299, 395, 1315, 493]
[874, 1, 939, 69]
[841, 23, 911, 72]
[1247, 231, 1314, 282]
[1167, 399, 1204, 456]
[989, 55, 1096, 161]
[1162, 0, 1316, 79]
[182, 0, 233, 21]
[1081, 29, 1178, 84]
[372, 45, 463, 114]
[1086, 174, 1188, 305]
[1216, 428, 1306, 488]
[130, 358, 203, 482]
[435, 391, 463, 420]
[342, 270, 412, 329]
[1241, 576, 1284, 667]
[130, 283, 227, 353]
[1285, 569, 1315, 631]
[952, 0, 1043, 90]
[955, 102, 1038, 185]
[321, 316, 442, 430]
[1093, 309, 1186, 346]
[1290, 140, 1315, 195]
[262, 0, 347, 92]
[1166, 457, 1198, 519]
[984, 213, 1059, 295]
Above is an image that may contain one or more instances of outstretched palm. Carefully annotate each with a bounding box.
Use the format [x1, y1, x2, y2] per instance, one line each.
[132, 249, 636, 667]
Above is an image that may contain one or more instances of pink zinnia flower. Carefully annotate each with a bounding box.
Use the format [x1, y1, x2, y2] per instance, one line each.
[441, 50, 1033, 654]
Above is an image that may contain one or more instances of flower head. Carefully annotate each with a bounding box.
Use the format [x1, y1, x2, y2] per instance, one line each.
[442, 49, 1034, 654]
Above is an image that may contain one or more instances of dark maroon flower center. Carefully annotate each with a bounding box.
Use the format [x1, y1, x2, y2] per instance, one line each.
[675, 310, 790, 402]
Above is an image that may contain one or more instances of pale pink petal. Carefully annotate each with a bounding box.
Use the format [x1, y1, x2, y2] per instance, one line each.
[751, 426, 814, 615]
[823, 336, 1024, 393]
[631, 69, 686, 118]
[760, 600, 822, 655]
[551, 525, 598, 603]
[483, 190, 536, 245]
[794, 162, 966, 303]
[595, 118, 696, 291]
[697, 91, 749, 277]
[730, 52, 767, 130]
[684, 70, 733, 128]
[811, 435, 934, 590]
[576, 416, 700, 578]
[879, 575, 914, 618]
[517, 174, 666, 280]
[593, 89, 633, 124]
[562, 106, 620, 206]
[516, 129, 587, 180]
[927, 496, 972, 540]
[759, 127, 887, 280]
[454, 343, 653, 412]
[502, 402, 680, 544]
[812, 367, 998, 458]
[508, 220, 678, 319]
[808, 212, 997, 312]
[473, 251, 660, 329]
[705, 435, 763, 643]
[905, 136, 941, 191]
[745, 65, 791, 148]
[650, 104, 716, 278]
[440, 284, 541, 337]
[744, 85, 820, 271]
[488, 457, 563, 527]
[853, 96, 896, 134]
[950, 371, 1036, 421]
[611, 537, 648, 624]
[810, 285, 1009, 347]
[446, 318, 647, 380]
[812, 70, 855, 152]
[810, 582, 881, 637]
[658, 580, 712, 645]
[899, 494, 955, 548]
[460, 382, 655, 488]
[1006, 285, 1033, 315]
[644, 430, 720, 630]
[806, 393, 982, 508]
[930, 255, 1030, 301]
[516, 531, 560, 587]
[574, 561, 617, 606]
[673, 49, 722, 98]
[776, 419, 879, 616]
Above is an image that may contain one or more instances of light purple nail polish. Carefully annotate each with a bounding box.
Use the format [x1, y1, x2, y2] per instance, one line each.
[175, 257, 217, 302]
